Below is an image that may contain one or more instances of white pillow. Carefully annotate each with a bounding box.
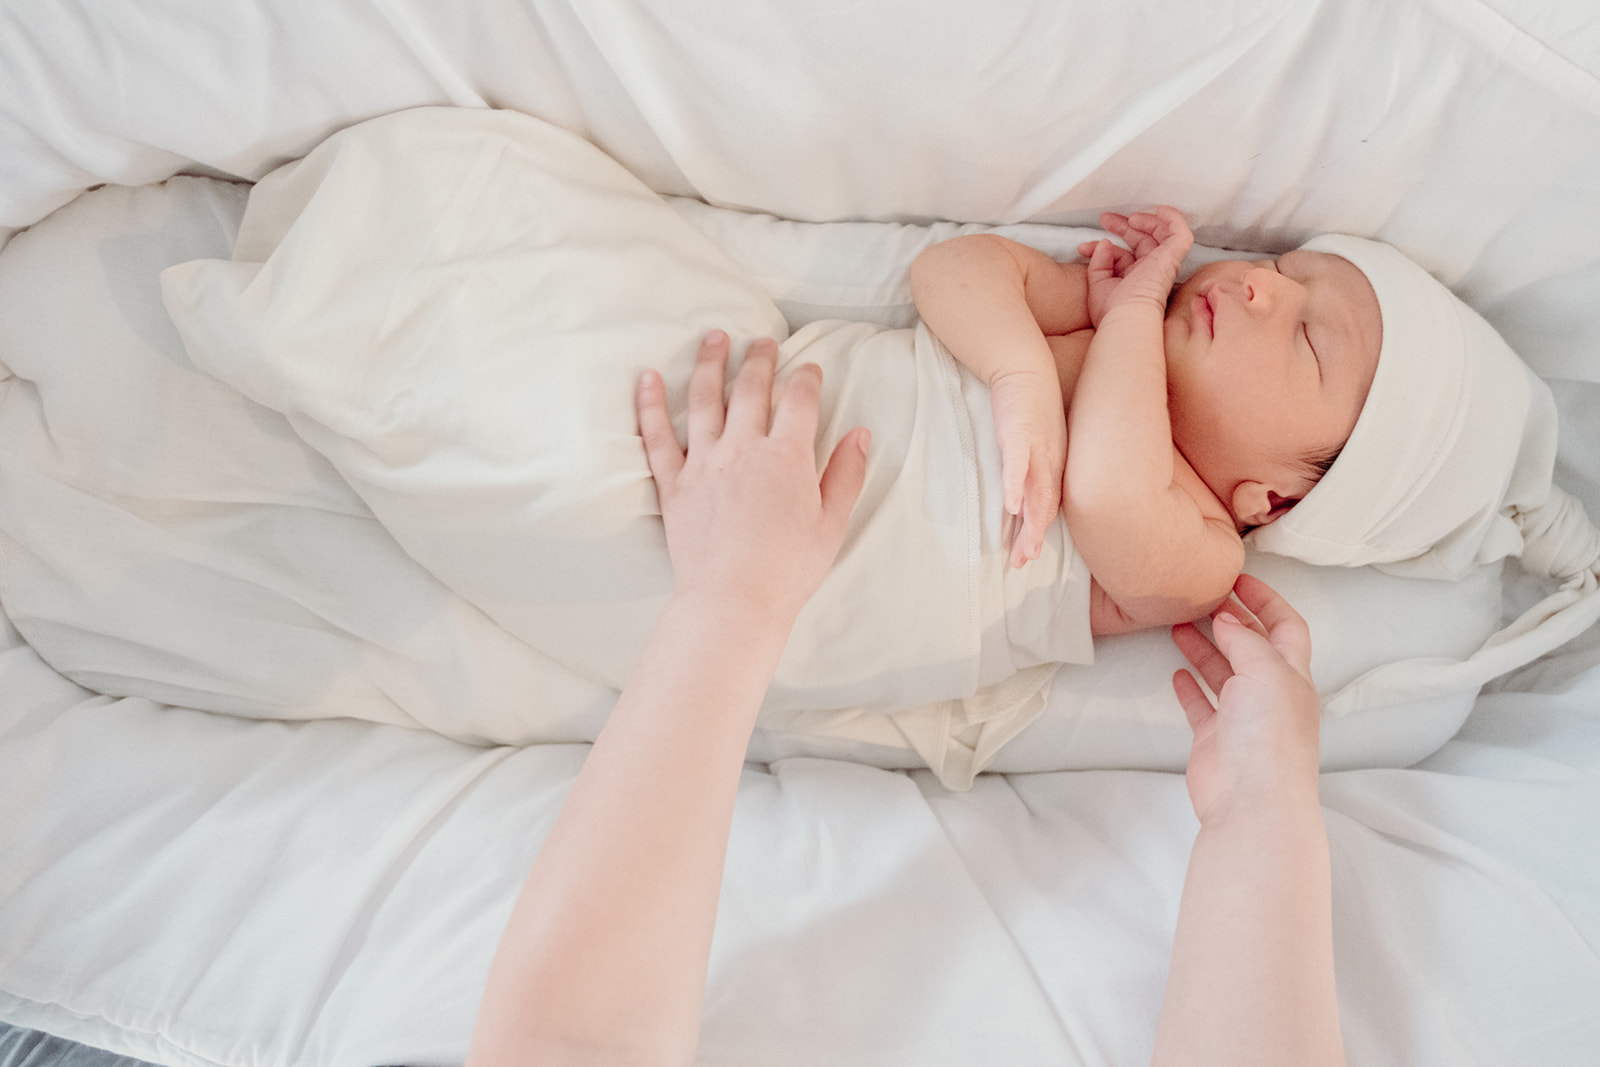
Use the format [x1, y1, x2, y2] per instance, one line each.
[3, 0, 1598, 385]
[0, 176, 618, 747]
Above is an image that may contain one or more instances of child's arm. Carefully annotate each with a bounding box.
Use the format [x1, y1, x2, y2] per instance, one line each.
[910, 234, 1092, 567]
[465, 332, 869, 1067]
[1065, 208, 1242, 625]
[1153, 574, 1344, 1067]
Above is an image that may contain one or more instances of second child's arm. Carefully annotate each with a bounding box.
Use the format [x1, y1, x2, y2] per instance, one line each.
[1065, 209, 1242, 626]
[1152, 574, 1345, 1067]
[465, 333, 869, 1067]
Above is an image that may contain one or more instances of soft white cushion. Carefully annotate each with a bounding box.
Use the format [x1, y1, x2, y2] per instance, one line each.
[3, 0, 1598, 382]
[1, 117, 1509, 780]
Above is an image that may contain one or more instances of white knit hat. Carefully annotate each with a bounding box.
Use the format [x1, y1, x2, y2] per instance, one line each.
[1250, 233, 1600, 677]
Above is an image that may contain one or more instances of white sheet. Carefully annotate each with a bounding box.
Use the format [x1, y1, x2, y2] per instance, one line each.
[2, 1, 1599, 1065]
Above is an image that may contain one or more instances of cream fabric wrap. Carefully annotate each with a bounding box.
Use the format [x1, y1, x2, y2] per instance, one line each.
[1251, 233, 1600, 678]
[157, 107, 1093, 791]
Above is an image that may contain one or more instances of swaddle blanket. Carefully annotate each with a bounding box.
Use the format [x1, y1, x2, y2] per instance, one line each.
[158, 106, 1094, 786]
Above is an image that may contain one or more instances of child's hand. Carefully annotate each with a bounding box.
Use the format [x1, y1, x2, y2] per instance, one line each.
[1076, 206, 1194, 327]
[989, 367, 1066, 568]
[637, 330, 870, 625]
[1169, 574, 1322, 826]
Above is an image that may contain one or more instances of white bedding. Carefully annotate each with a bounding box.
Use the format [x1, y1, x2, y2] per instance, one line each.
[2, 1, 1599, 1065]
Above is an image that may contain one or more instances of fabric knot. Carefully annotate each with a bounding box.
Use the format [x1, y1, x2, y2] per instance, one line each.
[1517, 486, 1600, 586]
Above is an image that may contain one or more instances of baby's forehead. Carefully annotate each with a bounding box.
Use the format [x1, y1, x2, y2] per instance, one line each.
[1279, 248, 1363, 286]
[1283, 250, 1381, 319]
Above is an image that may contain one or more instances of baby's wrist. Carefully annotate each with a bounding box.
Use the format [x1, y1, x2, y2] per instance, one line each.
[1098, 295, 1168, 323]
[987, 357, 1055, 392]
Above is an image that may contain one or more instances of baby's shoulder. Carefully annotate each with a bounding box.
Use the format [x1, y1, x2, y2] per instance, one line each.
[1169, 448, 1233, 527]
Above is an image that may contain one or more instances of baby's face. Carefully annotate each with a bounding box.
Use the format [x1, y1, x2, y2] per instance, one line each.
[1162, 250, 1382, 530]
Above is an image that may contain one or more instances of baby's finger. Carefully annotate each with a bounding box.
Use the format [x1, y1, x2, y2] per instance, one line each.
[686, 330, 730, 443]
[999, 438, 1029, 521]
[1099, 212, 1131, 237]
[770, 361, 824, 448]
[1016, 468, 1061, 566]
[1152, 205, 1192, 240]
[1086, 239, 1120, 282]
[1122, 213, 1164, 255]
[726, 336, 779, 437]
[636, 368, 684, 492]
[1171, 621, 1232, 696]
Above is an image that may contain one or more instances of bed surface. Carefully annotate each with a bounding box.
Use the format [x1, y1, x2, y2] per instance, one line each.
[2, 2, 1599, 1065]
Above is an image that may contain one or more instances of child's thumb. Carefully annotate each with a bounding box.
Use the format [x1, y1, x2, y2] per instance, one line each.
[819, 428, 871, 537]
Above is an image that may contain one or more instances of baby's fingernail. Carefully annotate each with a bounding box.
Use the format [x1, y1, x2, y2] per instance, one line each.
[1214, 610, 1240, 627]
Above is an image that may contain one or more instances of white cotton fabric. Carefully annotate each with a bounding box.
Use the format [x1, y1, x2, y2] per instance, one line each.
[156, 107, 1096, 789]
[3, 1, 1600, 1065]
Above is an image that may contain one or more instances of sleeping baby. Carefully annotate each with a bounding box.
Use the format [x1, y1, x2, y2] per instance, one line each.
[160, 107, 1600, 782]
[910, 205, 1382, 634]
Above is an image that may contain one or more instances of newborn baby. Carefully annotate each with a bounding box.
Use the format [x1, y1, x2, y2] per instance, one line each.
[913, 206, 1382, 634]
[913, 204, 1597, 644]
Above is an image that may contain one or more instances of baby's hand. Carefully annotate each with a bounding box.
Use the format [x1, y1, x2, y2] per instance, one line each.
[988, 368, 1066, 568]
[1169, 574, 1323, 826]
[1076, 206, 1194, 327]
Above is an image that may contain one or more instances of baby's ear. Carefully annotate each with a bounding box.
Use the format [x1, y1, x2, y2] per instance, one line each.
[1231, 481, 1299, 530]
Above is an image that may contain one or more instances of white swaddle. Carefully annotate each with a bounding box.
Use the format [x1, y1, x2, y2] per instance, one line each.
[159, 106, 1095, 788]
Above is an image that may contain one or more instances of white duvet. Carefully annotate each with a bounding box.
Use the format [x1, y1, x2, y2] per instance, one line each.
[2, 106, 1529, 789]
[3, 1, 1600, 1064]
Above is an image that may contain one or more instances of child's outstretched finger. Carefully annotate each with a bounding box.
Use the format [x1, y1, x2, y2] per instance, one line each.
[817, 427, 871, 545]
[726, 336, 779, 437]
[686, 330, 731, 443]
[636, 368, 685, 494]
[1172, 621, 1233, 696]
[769, 360, 824, 447]
[1171, 667, 1216, 733]
[1232, 573, 1313, 675]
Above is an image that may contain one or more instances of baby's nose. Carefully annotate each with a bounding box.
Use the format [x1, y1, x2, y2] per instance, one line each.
[1242, 266, 1293, 312]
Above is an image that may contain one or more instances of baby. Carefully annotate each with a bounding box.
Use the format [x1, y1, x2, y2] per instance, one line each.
[911, 206, 1383, 635]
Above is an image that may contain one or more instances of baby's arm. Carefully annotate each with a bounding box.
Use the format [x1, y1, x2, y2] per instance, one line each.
[910, 235, 1092, 567]
[1153, 575, 1344, 1067]
[1065, 209, 1241, 625]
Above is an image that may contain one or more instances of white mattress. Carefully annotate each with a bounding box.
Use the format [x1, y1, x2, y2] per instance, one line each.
[1, 2, 1599, 1065]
